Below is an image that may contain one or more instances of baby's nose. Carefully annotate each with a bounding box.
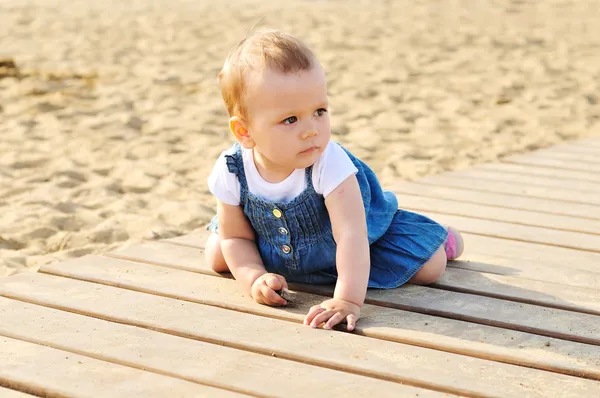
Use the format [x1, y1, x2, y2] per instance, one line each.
[302, 128, 317, 139]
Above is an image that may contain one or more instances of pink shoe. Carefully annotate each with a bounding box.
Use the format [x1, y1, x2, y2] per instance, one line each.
[444, 226, 464, 260]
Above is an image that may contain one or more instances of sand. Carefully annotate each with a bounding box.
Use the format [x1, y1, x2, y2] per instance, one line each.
[1, 0, 599, 276]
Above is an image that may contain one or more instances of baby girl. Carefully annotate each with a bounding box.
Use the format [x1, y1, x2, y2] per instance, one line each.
[205, 30, 464, 331]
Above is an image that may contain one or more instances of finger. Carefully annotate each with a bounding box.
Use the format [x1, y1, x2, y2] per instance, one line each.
[265, 276, 284, 292]
[310, 310, 335, 328]
[261, 284, 287, 306]
[346, 314, 358, 331]
[251, 282, 269, 306]
[304, 306, 326, 325]
[323, 312, 346, 330]
[275, 275, 289, 290]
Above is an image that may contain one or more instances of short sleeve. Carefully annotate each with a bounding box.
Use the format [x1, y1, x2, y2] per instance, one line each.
[207, 151, 241, 206]
[313, 142, 358, 198]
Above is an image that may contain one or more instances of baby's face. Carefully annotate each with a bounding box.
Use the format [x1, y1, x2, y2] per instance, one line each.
[244, 64, 331, 174]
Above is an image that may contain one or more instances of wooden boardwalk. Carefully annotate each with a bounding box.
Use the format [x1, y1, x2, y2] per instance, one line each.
[1, 137, 600, 397]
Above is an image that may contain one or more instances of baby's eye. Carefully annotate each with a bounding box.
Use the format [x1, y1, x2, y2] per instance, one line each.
[314, 108, 327, 117]
[282, 116, 297, 125]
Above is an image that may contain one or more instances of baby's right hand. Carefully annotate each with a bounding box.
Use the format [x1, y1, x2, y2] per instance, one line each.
[251, 273, 288, 306]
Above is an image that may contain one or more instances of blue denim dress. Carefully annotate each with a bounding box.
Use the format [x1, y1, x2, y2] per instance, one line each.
[208, 142, 448, 288]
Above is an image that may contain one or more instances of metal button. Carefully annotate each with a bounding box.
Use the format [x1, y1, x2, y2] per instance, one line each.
[278, 227, 288, 235]
[281, 245, 291, 254]
[273, 208, 282, 218]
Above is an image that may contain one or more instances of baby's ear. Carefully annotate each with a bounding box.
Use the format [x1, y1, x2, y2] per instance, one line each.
[229, 116, 255, 149]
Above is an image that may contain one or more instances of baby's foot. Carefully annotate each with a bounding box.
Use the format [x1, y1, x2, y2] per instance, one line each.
[444, 226, 464, 260]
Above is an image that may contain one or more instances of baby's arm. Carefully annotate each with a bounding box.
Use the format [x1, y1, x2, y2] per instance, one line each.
[304, 175, 369, 330]
[217, 199, 288, 306]
[327, 175, 370, 305]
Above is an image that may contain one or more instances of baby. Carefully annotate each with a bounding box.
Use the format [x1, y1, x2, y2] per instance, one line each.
[205, 30, 464, 331]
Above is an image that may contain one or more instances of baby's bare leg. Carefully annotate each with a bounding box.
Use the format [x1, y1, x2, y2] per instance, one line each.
[409, 246, 447, 285]
[205, 233, 229, 273]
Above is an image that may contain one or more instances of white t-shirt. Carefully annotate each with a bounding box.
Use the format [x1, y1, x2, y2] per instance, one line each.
[208, 141, 358, 205]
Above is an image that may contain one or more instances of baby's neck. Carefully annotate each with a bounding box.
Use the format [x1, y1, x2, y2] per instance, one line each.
[252, 149, 295, 183]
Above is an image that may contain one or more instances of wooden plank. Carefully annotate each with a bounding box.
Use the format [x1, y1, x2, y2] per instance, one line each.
[503, 154, 600, 174]
[120, 237, 600, 314]
[0, 298, 439, 398]
[166, 231, 600, 295]
[456, 233, 600, 273]
[452, 256, 600, 291]
[308, 285, 600, 347]
[2, 274, 599, 396]
[110, 240, 221, 276]
[579, 136, 600, 144]
[99, 251, 600, 345]
[163, 230, 210, 248]
[0, 336, 242, 398]
[533, 149, 600, 165]
[165, 231, 600, 290]
[391, 181, 600, 220]
[0, 387, 35, 398]
[477, 162, 600, 183]
[568, 136, 600, 148]
[443, 168, 600, 193]
[416, 174, 600, 206]
[28, 255, 600, 379]
[434, 267, 600, 316]
[112, 239, 204, 264]
[164, 229, 600, 276]
[189, 209, 600, 255]
[544, 142, 600, 156]
[406, 210, 600, 253]
[394, 193, 600, 235]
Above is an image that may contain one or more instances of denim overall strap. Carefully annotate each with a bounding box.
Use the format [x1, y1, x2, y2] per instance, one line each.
[304, 165, 314, 191]
[224, 142, 249, 205]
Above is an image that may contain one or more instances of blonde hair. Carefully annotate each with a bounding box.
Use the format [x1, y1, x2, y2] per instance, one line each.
[218, 30, 317, 119]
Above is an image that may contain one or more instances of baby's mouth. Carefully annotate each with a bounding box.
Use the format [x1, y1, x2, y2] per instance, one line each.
[300, 146, 318, 154]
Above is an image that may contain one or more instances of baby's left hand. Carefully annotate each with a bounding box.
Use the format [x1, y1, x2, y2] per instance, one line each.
[304, 298, 361, 331]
